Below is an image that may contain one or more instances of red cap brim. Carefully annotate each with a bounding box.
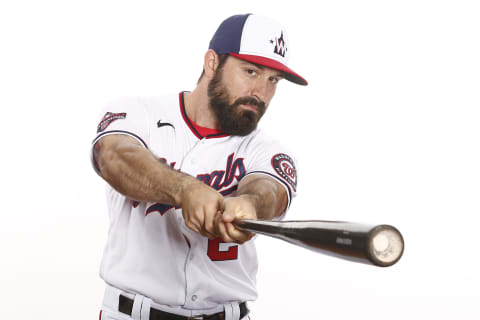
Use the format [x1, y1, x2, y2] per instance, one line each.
[230, 53, 308, 86]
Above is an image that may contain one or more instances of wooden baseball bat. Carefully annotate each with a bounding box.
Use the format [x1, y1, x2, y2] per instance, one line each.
[233, 219, 404, 267]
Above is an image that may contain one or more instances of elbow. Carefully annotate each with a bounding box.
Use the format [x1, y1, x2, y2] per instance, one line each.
[256, 181, 286, 219]
[264, 181, 288, 218]
[95, 143, 121, 184]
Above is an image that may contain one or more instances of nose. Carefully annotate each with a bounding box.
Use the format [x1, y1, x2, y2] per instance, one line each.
[250, 78, 269, 104]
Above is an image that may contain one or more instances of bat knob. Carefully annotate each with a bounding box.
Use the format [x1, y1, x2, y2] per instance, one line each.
[368, 225, 404, 267]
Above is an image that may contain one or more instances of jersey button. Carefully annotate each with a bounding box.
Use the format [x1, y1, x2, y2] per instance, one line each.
[191, 295, 198, 301]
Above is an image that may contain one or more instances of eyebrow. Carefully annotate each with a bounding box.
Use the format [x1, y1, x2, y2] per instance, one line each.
[240, 61, 285, 78]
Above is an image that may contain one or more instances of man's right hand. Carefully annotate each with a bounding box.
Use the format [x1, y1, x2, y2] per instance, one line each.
[179, 180, 224, 239]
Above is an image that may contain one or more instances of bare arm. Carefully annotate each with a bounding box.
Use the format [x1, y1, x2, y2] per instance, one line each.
[235, 174, 288, 220]
[94, 134, 224, 238]
[216, 174, 289, 243]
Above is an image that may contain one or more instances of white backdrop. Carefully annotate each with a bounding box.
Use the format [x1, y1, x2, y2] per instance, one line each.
[1, 0, 479, 319]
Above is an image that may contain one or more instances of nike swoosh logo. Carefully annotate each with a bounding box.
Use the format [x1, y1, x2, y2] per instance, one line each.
[157, 120, 175, 130]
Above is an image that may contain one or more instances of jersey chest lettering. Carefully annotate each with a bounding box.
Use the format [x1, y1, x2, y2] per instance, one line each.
[139, 153, 246, 215]
[196, 153, 246, 196]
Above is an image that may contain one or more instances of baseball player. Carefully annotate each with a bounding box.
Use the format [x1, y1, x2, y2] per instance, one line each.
[92, 13, 307, 320]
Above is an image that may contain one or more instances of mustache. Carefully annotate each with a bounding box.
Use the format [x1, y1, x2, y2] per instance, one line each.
[233, 96, 266, 110]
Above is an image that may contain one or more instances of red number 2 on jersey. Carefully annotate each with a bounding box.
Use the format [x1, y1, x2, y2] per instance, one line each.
[207, 238, 238, 261]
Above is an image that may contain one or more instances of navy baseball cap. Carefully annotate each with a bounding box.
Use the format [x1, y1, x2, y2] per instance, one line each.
[209, 14, 308, 86]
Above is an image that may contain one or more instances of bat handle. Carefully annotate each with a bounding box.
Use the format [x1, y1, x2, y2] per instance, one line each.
[232, 219, 253, 230]
[232, 219, 279, 233]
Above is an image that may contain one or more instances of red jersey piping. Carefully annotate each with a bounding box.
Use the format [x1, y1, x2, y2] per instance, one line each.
[179, 92, 230, 139]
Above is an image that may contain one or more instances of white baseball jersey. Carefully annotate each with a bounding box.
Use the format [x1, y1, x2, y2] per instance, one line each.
[91, 92, 298, 310]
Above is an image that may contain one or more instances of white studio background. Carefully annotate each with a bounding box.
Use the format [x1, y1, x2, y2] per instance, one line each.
[1, 1, 479, 319]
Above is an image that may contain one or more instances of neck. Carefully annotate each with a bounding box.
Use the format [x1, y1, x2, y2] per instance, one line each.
[183, 81, 219, 129]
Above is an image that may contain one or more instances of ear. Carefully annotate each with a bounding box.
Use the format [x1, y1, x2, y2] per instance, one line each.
[203, 49, 221, 80]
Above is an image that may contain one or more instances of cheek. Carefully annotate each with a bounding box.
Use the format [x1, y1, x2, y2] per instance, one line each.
[264, 84, 277, 104]
[230, 81, 251, 101]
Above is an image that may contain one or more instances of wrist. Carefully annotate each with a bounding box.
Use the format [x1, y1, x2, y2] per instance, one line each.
[237, 194, 261, 213]
[176, 175, 203, 207]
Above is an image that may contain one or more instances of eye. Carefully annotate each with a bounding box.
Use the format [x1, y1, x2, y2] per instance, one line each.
[269, 76, 280, 84]
[246, 69, 257, 76]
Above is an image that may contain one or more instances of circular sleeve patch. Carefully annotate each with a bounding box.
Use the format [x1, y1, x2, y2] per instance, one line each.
[271, 153, 297, 192]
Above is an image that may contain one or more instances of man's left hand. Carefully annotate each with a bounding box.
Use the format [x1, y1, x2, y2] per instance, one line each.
[216, 195, 258, 244]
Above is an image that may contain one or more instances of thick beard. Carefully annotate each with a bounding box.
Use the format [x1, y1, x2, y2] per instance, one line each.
[208, 68, 266, 136]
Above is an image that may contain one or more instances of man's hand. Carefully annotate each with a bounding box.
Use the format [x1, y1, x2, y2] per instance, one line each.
[179, 180, 224, 239]
[216, 195, 258, 244]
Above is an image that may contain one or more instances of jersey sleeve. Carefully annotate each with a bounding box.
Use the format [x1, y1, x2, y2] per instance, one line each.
[91, 97, 150, 175]
[244, 131, 298, 215]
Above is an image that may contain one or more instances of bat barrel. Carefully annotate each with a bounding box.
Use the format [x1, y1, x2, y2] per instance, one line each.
[365, 225, 404, 267]
[234, 220, 404, 267]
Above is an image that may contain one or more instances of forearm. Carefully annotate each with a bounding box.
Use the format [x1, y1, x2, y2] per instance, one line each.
[235, 175, 288, 220]
[96, 138, 197, 206]
[218, 175, 288, 243]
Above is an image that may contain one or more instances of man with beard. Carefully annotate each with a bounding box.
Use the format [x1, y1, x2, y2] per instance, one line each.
[92, 13, 307, 320]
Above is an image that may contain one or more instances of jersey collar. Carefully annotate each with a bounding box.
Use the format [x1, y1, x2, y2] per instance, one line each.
[179, 92, 230, 139]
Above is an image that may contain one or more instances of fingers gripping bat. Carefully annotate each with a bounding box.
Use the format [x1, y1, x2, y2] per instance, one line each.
[233, 219, 404, 267]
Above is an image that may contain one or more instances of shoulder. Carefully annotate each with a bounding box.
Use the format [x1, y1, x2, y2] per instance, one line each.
[239, 128, 288, 151]
[105, 94, 178, 110]
[104, 94, 181, 120]
[138, 94, 180, 109]
[240, 128, 298, 201]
